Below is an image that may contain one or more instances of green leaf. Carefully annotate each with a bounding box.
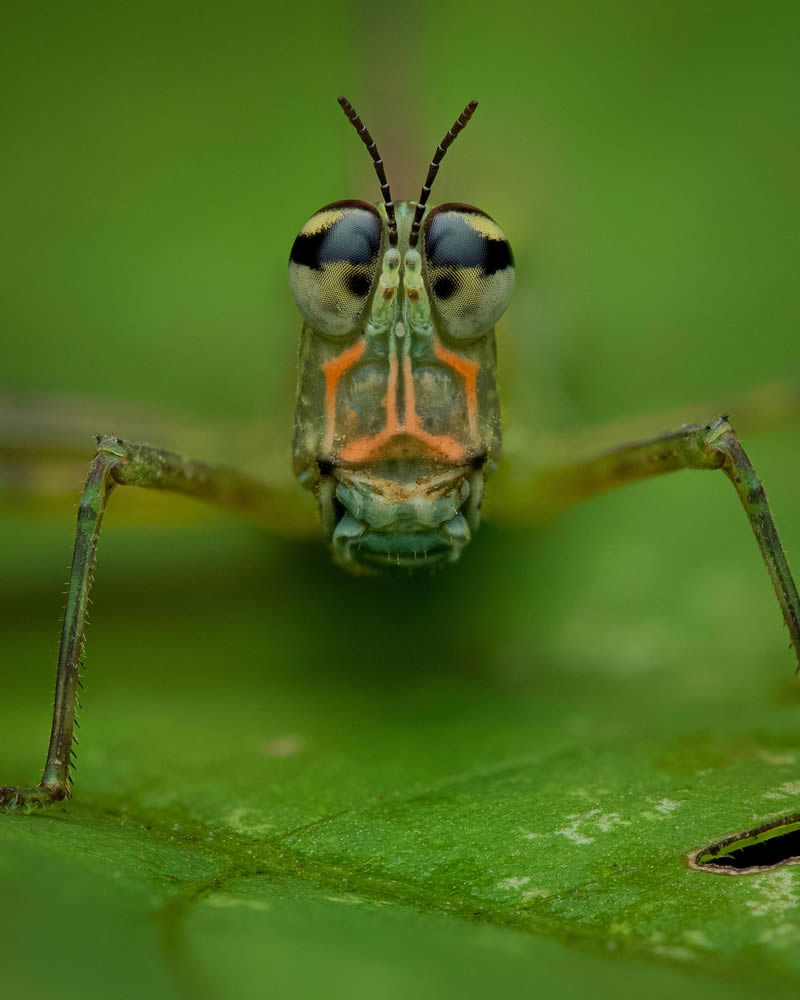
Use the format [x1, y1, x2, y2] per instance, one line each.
[3, 491, 800, 998]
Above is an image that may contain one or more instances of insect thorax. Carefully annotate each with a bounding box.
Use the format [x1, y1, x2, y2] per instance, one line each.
[291, 201, 509, 571]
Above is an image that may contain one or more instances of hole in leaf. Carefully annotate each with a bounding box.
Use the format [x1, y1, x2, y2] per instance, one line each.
[688, 813, 800, 874]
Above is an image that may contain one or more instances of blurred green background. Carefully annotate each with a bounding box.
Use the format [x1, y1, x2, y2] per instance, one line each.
[2, 2, 800, 998]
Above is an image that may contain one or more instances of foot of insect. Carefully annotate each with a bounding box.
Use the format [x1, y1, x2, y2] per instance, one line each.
[0, 783, 65, 812]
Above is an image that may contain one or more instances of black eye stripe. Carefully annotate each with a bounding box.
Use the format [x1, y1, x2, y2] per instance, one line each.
[290, 207, 381, 272]
[424, 211, 513, 277]
[483, 237, 513, 275]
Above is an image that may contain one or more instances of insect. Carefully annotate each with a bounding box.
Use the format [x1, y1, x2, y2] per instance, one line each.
[1, 96, 799, 811]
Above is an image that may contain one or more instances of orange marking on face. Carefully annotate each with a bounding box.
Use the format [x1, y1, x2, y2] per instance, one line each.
[339, 429, 468, 464]
[322, 339, 365, 453]
[324, 329, 480, 467]
[432, 336, 479, 441]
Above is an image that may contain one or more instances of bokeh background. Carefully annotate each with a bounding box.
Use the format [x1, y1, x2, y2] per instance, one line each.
[2, 2, 800, 998]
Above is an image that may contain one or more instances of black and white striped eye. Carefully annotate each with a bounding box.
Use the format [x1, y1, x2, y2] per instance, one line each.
[423, 204, 514, 340]
[289, 200, 382, 337]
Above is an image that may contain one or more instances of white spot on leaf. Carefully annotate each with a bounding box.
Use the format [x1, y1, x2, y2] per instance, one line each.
[759, 922, 800, 946]
[206, 894, 270, 912]
[757, 751, 797, 766]
[762, 781, 800, 801]
[747, 871, 799, 917]
[263, 734, 305, 757]
[497, 876, 531, 891]
[652, 945, 694, 961]
[522, 888, 550, 902]
[226, 807, 275, 836]
[684, 929, 712, 949]
[641, 797, 682, 821]
[525, 806, 632, 846]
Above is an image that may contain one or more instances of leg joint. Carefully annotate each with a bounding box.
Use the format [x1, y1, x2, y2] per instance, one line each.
[703, 415, 734, 448]
[95, 434, 128, 462]
[701, 415, 740, 471]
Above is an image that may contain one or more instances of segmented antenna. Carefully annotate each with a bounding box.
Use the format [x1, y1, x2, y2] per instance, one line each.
[337, 96, 398, 247]
[408, 100, 479, 248]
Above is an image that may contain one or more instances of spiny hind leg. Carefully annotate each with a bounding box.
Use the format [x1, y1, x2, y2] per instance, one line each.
[0, 434, 303, 810]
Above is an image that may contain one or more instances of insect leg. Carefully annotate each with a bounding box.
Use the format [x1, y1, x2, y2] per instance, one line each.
[493, 416, 800, 670]
[0, 435, 300, 810]
[0, 391, 313, 534]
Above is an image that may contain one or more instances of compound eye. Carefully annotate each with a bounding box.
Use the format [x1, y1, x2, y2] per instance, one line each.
[289, 200, 382, 337]
[423, 204, 514, 340]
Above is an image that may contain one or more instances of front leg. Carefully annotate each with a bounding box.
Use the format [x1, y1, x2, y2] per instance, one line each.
[1, 435, 291, 809]
[494, 416, 800, 669]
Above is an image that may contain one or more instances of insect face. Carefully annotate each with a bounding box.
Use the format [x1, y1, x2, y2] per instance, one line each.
[289, 99, 512, 570]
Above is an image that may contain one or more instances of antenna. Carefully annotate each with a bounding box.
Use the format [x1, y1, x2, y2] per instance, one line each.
[337, 96, 398, 247]
[408, 100, 479, 248]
